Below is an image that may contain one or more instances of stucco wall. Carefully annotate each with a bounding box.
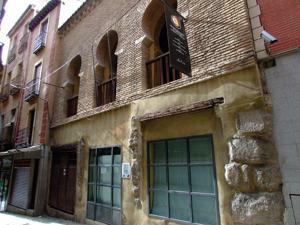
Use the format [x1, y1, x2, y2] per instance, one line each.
[265, 51, 300, 225]
[49, 67, 280, 225]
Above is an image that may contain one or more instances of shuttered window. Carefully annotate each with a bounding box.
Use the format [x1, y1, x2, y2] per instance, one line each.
[148, 135, 219, 225]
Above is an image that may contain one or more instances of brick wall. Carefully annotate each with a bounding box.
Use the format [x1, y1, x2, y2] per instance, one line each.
[258, 0, 300, 54]
[51, 0, 255, 127]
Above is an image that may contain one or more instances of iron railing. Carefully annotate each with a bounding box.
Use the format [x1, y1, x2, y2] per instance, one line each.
[24, 78, 40, 102]
[146, 52, 181, 88]
[15, 127, 29, 149]
[96, 77, 116, 107]
[67, 96, 78, 117]
[9, 75, 22, 95]
[32, 32, 46, 54]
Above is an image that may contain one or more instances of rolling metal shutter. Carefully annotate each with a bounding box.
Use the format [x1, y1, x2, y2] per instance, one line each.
[9, 160, 30, 209]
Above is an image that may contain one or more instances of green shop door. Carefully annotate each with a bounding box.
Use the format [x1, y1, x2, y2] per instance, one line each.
[86, 146, 122, 225]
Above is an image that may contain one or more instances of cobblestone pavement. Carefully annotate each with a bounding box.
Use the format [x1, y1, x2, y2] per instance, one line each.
[0, 212, 85, 225]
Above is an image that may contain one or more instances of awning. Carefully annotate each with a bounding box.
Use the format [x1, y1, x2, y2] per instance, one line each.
[0, 145, 42, 159]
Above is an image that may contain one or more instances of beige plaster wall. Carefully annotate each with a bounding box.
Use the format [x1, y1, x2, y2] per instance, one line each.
[50, 66, 263, 225]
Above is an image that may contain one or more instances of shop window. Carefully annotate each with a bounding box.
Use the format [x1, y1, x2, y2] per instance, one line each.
[142, 0, 181, 89]
[66, 55, 81, 117]
[95, 30, 118, 107]
[148, 135, 219, 224]
[87, 146, 121, 225]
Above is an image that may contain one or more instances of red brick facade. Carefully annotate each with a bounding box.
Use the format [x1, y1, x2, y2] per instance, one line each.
[258, 0, 300, 54]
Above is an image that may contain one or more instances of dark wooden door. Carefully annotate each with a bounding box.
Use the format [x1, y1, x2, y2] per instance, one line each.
[49, 150, 77, 214]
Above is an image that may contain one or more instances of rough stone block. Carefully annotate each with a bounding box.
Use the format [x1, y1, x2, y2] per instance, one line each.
[249, 5, 261, 18]
[255, 39, 266, 52]
[232, 192, 284, 224]
[225, 163, 255, 192]
[254, 165, 282, 192]
[236, 109, 272, 135]
[229, 137, 269, 164]
[247, 0, 257, 8]
[251, 16, 261, 29]
[253, 26, 264, 40]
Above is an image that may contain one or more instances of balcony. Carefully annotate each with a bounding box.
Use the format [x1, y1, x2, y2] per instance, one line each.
[9, 75, 22, 95]
[15, 127, 29, 149]
[32, 32, 46, 54]
[24, 78, 40, 102]
[67, 96, 78, 117]
[7, 45, 16, 64]
[96, 77, 116, 107]
[18, 33, 29, 54]
[0, 124, 14, 152]
[0, 84, 10, 102]
[146, 52, 181, 88]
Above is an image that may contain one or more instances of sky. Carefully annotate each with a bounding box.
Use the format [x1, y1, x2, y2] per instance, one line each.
[0, 0, 85, 64]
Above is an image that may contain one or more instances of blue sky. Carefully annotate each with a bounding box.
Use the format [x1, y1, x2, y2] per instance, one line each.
[0, 0, 84, 63]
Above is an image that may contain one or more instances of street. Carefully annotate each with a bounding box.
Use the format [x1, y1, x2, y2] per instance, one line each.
[0, 212, 85, 225]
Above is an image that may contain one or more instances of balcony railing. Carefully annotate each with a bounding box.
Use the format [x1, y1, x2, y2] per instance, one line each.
[0, 84, 10, 102]
[0, 124, 14, 152]
[32, 32, 46, 54]
[9, 75, 22, 95]
[24, 78, 40, 102]
[15, 127, 29, 149]
[146, 52, 181, 88]
[18, 33, 29, 54]
[7, 45, 16, 64]
[67, 96, 78, 117]
[96, 77, 116, 107]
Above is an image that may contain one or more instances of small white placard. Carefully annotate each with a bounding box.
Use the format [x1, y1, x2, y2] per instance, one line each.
[122, 163, 131, 179]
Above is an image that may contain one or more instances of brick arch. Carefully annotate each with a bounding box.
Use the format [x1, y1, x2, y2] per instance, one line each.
[96, 30, 118, 69]
[142, 0, 177, 41]
[67, 55, 81, 78]
[67, 55, 81, 97]
[141, 0, 181, 89]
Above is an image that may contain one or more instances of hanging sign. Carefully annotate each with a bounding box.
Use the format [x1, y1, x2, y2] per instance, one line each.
[164, 2, 191, 76]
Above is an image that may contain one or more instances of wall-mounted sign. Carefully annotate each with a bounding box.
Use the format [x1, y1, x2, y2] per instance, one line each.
[164, 2, 191, 76]
[122, 163, 131, 179]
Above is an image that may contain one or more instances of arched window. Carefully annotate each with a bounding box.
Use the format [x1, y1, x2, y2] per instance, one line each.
[66, 55, 81, 117]
[95, 30, 118, 106]
[142, 0, 180, 88]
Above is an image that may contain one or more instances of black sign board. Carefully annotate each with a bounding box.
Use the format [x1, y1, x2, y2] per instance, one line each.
[164, 3, 191, 76]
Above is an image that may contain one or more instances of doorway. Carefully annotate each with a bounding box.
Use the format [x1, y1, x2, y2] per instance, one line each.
[49, 148, 77, 214]
[0, 158, 12, 211]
